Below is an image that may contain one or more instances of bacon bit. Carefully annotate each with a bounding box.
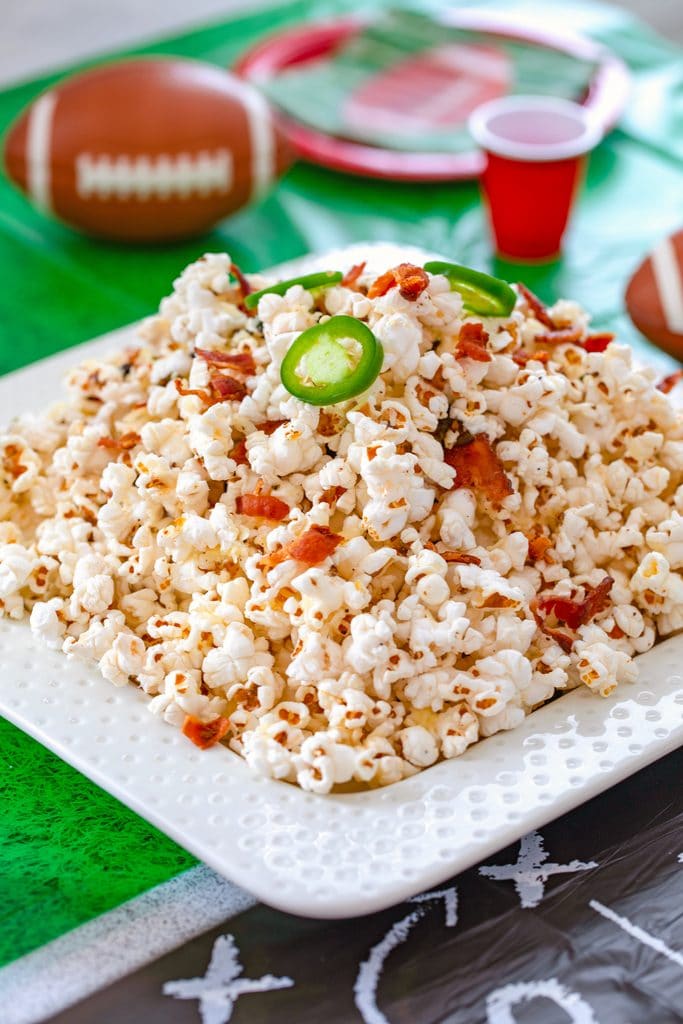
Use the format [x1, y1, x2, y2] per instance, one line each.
[583, 332, 614, 353]
[582, 575, 615, 624]
[543, 625, 574, 653]
[367, 269, 395, 299]
[441, 551, 481, 565]
[195, 347, 256, 375]
[538, 575, 614, 632]
[456, 322, 491, 362]
[236, 493, 290, 521]
[319, 485, 346, 506]
[444, 436, 513, 504]
[341, 261, 366, 290]
[535, 326, 584, 346]
[534, 327, 614, 352]
[526, 532, 552, 563]
[175, 374, 246, 405]
[657, 369, 683, 394]
[97, 431, 141, 452]
[230, 261, 252, 302]
[367, 263, 429, 301]
[512, 348, 550, 366]
[264, 525, 343, 569]
[175, 380, 211, 401]
[285, 525, 343, 565]
[182, 714, 229, 750]
[209, 372, 247, 401]
[230, 438, 248, 465]
[258, 419, 287, 435]
[517, 283, 554, 328]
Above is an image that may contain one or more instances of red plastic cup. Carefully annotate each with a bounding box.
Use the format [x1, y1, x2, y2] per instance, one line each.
[468, 96, 603, 261]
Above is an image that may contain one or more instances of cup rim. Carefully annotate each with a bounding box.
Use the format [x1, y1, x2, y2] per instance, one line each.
[468, 95, 604, 162]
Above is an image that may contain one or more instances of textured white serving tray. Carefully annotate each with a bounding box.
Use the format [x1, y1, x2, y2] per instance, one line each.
[1, 242, 682, 919]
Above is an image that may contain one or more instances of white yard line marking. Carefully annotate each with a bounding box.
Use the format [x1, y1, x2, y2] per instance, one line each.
[0, 865, 255, 1024]
[163, 933, 293, 1023]
[479, 830, 597, 908]
[26, 91, 56, 211]
[590, 899, 683, 969]
[354, 887, 458, 1024]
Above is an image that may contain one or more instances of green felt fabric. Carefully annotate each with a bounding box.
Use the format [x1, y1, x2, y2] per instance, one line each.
[0, 0, 682, 968]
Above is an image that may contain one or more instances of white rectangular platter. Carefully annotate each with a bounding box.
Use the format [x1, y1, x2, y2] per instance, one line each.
[1, 242, 682, 919]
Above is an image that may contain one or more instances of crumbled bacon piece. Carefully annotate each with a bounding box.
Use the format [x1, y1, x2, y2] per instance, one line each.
[367, 269, 395, 299]
[209, 372, 247, 401]
[534, 326, 584, 346]
[517, 283, 554, 328]
[182, 714, 229, 750]
[456, 322, 491, 362]
[285, 526, 343, 565]
[341, 262, 366, 290]
[175, 380, 210, 401]
[258, 419, 287, 435]
[264, 525, 343, 569]
[583, 333, 614, 353]
[236, 493, 290, 521]
[175, 373, 246, 405]
[526, 532, 552, 563]
[534, 328, 614, 353]
[440, 550, 481, 565]
[542, 624, 574, 653]
[195, 348, 256, 375]
[97, 431, 141, 452]
[367, 263, 429, 301]
[444, 436, 513, 504]
[581, 575, 615, 624]
[657, 369, 683, 394]
[230, 261, 252, 301]
[512, 348, 550, 366]
[230, 438, 248, 465]
[538, 576, 614, 631]
[319, 486, 347, 506]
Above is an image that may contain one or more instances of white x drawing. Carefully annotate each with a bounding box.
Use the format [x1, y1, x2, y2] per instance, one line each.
[163, 933, 294, 1024]
[479, 830, 598, 908]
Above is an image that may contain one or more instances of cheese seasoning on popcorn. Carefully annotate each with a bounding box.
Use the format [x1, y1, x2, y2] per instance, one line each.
[2, 253, 682, 793]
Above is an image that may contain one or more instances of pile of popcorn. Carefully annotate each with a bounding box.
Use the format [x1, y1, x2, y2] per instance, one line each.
[2, 252, 682, 793]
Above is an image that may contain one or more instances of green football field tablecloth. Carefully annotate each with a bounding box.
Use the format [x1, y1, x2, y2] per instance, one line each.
[0, 0, 682, 969]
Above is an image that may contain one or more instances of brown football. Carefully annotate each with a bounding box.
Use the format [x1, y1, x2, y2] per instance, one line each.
[625, 229, 683, 361]
[2, 58, 292, 243]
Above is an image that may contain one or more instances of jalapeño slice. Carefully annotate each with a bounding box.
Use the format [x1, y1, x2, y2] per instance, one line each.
[424, 261, 516, 317]
[244, 271, 343, 311]
[280, 316, 384, 406]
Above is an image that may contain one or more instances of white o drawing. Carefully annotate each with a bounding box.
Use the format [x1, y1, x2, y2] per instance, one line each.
[163, 933, 293, 1024]
[590, 900, 683, 970]
[486, 978, 600, 1024]
[479, 830, 597, 908]
[354, 887, 458, 1024]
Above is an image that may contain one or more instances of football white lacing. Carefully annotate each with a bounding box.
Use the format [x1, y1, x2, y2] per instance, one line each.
[75, 150, 234, 201]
